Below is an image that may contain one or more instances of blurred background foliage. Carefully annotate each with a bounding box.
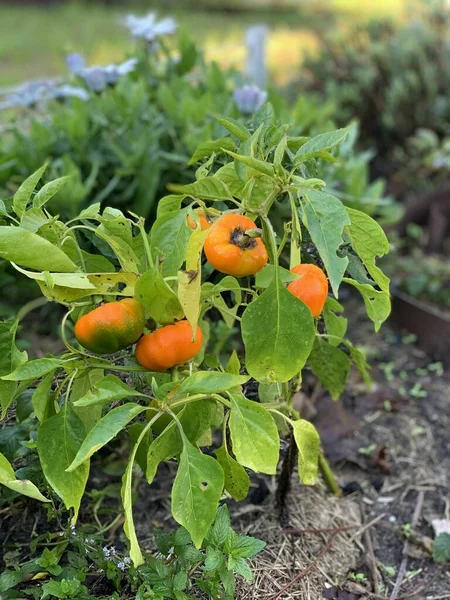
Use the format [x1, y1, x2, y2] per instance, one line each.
[0, 0, 449, 323]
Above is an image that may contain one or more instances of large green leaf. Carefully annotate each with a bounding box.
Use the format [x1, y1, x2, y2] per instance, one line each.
[150, 208, 191, 277]
[173, 372, 249, 398]
[172, 178, 234, 201]
[0, 451, 50, 502]
[0, 319, 27, 418]
[323, 298, 347, 347]
[73, 374, 148, 407]
[37, 406, 89, 521]
[216, 116, 251, 142]
[299, 188, 350, 297]
[0, 227, 78, 272]
[69, 368, 105, 433]
[67, 403, 146, 471]
[13, 164, 47, 219]
[241, 276, 315, 383]
[343, 278, 391, 331]
[294, 128, 349, 163]
[146, 402, 213, 484]
[171, 438, 224, 548]
[33, 176, 71, 209]
[345, 208, 390, 293]
[307, 338, 350, 400]
[291, 420, 320, 485]
[121, 422, 151, 567]
[135, 267, 184, 325]
[215, 445, 250, 501]
[32, 371, 57, 424]
[2, 358, 63, 382]
[189, 138, 236, 165]
[228, 394, 279, 474]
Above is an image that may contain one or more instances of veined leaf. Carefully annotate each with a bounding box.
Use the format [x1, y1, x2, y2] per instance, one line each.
[323, 297, 347, 346]
[67, 403, 146, 471]
[344, 278, 391, 331]
[73, 374, 148, 407]
[345, 208, 390, 293]
[150, 208, 191, 277]
[171, 437, 224, 548]
[2, 358, 63, 382]
[307, 338, 350, 400]
[135, 267, 184, 325]
[216, 116, 251, 142]
[173, 371, 249, 398]
[171, 177, 234, 201]
[299, 188, 350, 297]
[0, 452, 50, 502]
[33, 176, 71, 209]
[292, 420, 320, 485]
[215, 445, 250, 501]
[294, 128, 349, 163]
[13, 164, 47, 219]
[189, 137, 235, 165]
[0, 319, 27, 418]
[229, 394, 279, 474]
[242, 275, 315, 383]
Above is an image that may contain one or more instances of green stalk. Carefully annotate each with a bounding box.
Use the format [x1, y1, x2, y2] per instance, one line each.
[318, 451, 342, 497]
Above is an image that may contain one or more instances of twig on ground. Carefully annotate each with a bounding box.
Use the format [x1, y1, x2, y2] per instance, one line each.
[349, 513, 387, 542]
[267, 530, 340, 600]
[390, 490, 425, 600]
[282, 524, 358, 535]
[360, 501, 379, 593]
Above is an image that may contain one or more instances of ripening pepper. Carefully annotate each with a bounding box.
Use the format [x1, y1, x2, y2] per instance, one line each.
[74, 298, 145, 354]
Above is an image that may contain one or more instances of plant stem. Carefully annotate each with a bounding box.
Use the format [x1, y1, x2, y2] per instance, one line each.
[16, 296, 49, 322]
[318, 451, 342, 497]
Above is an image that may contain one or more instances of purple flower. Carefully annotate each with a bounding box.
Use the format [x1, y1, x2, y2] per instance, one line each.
[66, 53, 85, 75]
[50, 85, 89, 101]
[123, 12, 177, 42]
[117, 561, 126, 571]
[234, 85, 268, 115]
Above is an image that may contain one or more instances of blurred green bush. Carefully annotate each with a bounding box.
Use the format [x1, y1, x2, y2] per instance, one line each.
[300, 3, 450, 195]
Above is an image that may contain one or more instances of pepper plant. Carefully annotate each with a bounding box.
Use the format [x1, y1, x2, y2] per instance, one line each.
[0, 104, 391, 568]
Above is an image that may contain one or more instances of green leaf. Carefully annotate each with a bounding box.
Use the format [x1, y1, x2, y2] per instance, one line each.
[204, 546, 225, 571]
[345, 341, 372, 387]
[157, 194, 184, 218]
[434, 533, 450, 563]
[323, 298, 347, 347]
[129, 422, 151, 473]
[33, 176, 71, 209]
[13, 164, 47, 219]
[2, 358, 63, 382]
[216, 116, 251, 142]
[292, 419, 320, 485]
[73, 374, 148, 407]
[209, 503, 231, 545]
[345, 208, 390, 293]
[135, 267, 184, 324]
[150, 208, 191, 277]
[229, 394, 279, 474]
[95, 230, 140, 274]
[224, 150, 275, 177]
[0, 451, 50, 502]
[294, 128, 349, 163]
[177, 228, 208, 333]
[0, 319, 27, 418]
[215, 445, 250, 501]
[234, 558, 253, 581]
[0, 227, 78, 272]
[32, 371, 57, 423]
[241, 276, 315, 383]
[174, 371, 249, 398]
[12, 264, 96, 290]
[254, 264, 298, 288]
[299, 189, 350, 297]
[172, 177, 235, 201]
[231, 535, 266, 559]
[121, 423, 150, 567]
[189, 138, 236, 165]
[146, 402, 213, 484]
[37, 406, 89, 521]
[343, 278, 391, 331]
[171, 438, 224, 548]
[69, 369, 104, 433]
[67, 403, 147, 471]
[225, 351, 241, 376]
[307, 338, 350, 400]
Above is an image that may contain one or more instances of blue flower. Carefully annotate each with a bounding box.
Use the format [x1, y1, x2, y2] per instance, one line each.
[66, 55, 138, 91]
[123, 12, 177, 42]
[0, 80, 54, 110]
[234, 85, 268, 115]
[50, 85, 90, 101]
[117, 561, 126, 571]
[66, 53, 85, 75]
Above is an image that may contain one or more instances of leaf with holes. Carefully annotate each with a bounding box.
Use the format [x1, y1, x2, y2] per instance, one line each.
[171, 438, 224, 548]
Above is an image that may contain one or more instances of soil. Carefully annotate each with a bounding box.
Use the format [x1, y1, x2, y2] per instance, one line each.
[1, 297, 449, 599]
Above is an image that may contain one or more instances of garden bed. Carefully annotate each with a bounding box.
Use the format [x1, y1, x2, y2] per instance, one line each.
[1, 300, 448, 599]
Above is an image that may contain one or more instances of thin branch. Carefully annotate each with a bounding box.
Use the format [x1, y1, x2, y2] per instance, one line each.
[390, 490, 425, 600]
[267, 531, 340, 600]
